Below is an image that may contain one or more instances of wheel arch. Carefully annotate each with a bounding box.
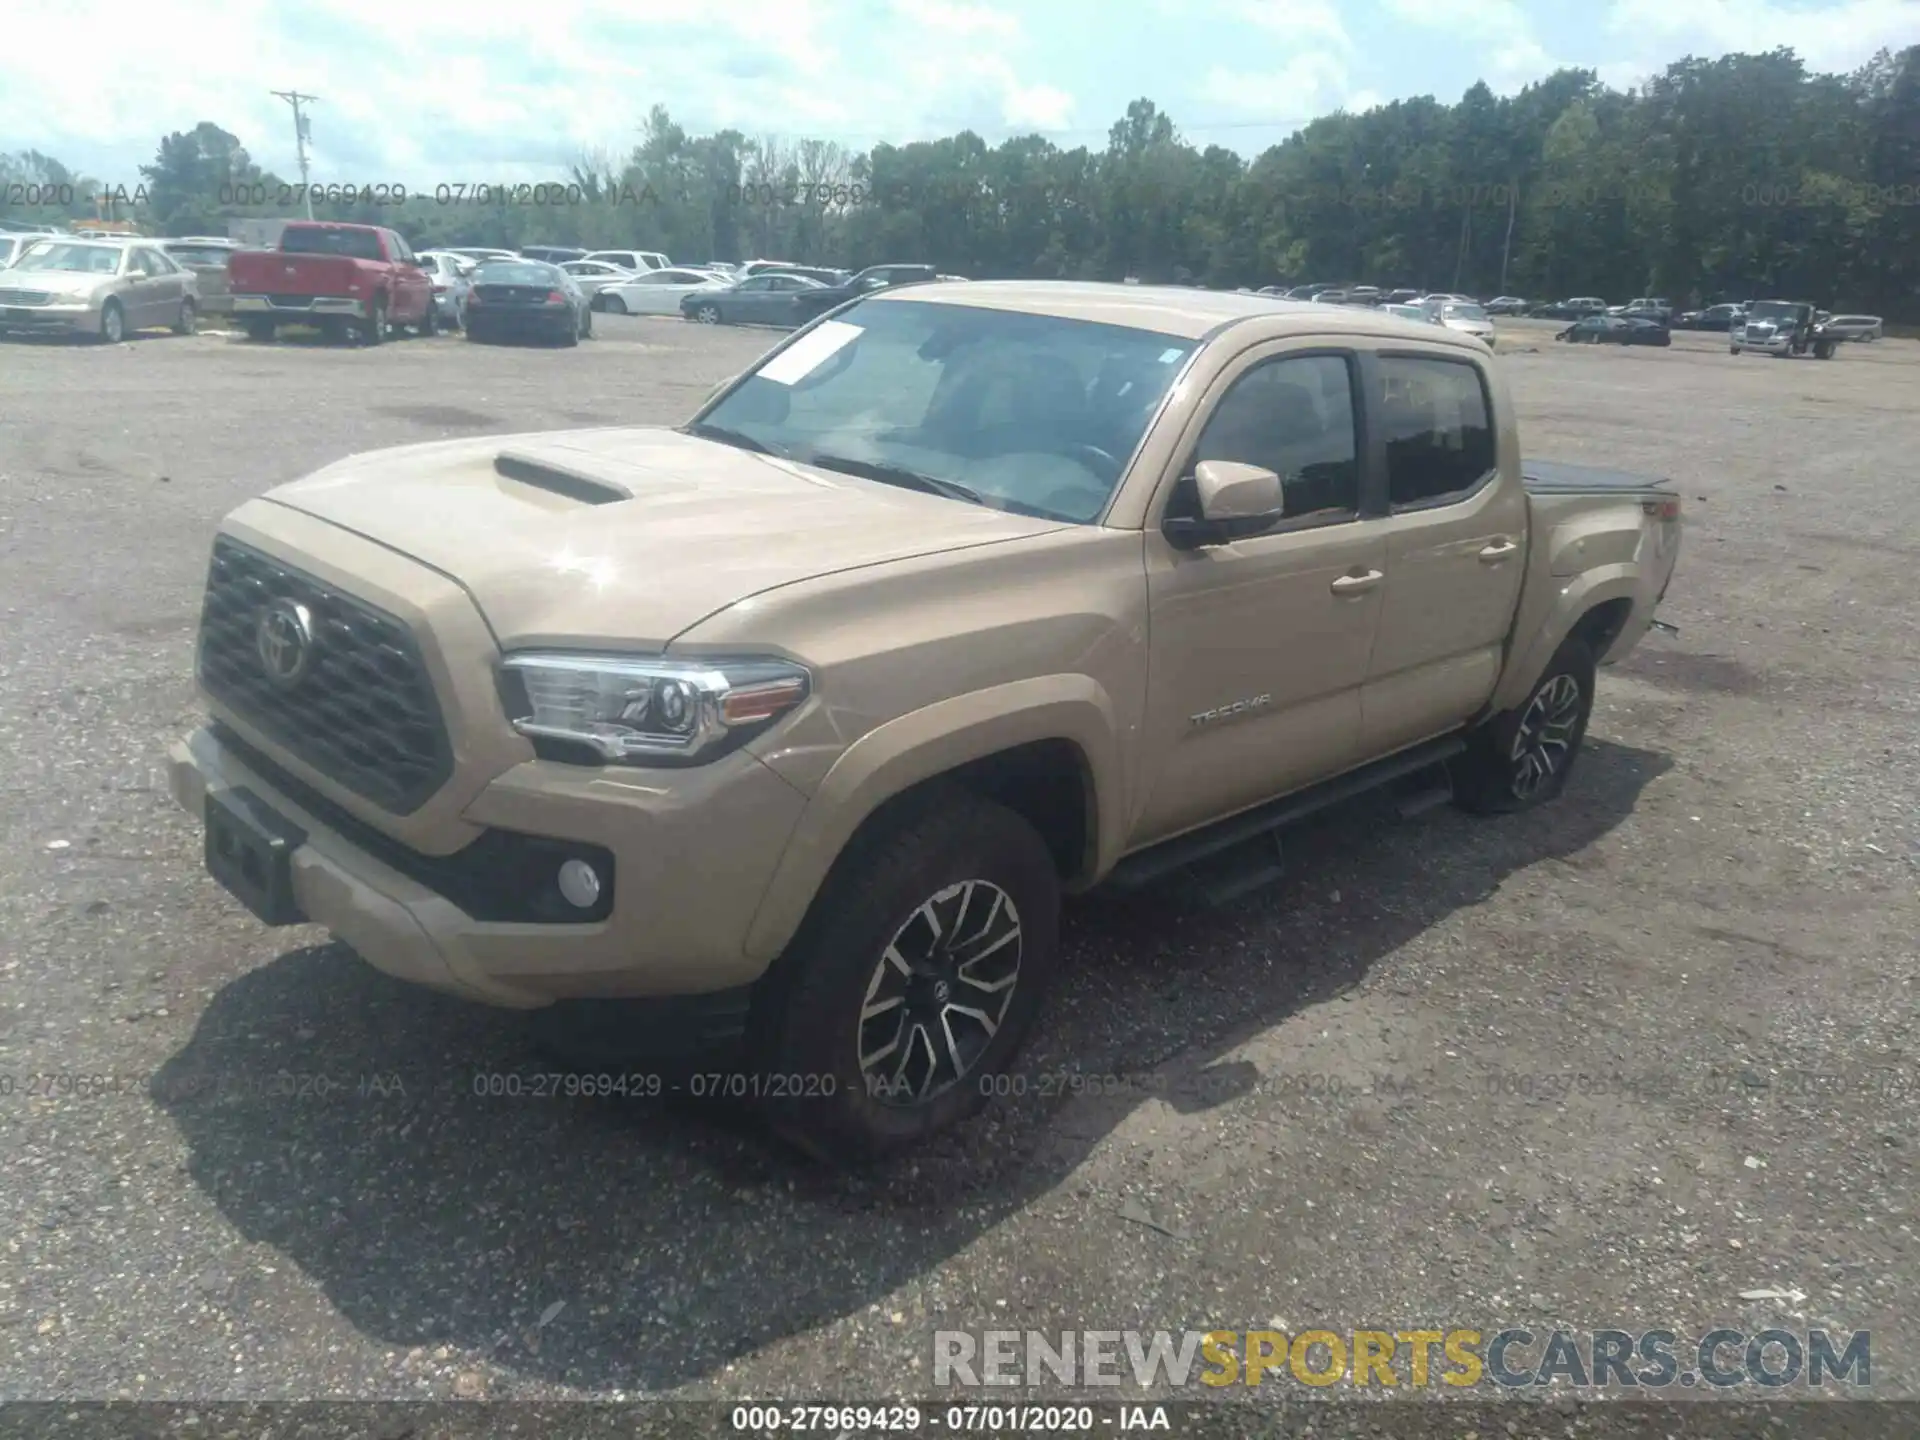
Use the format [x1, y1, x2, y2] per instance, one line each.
[742, 678, 1125, 965]
[1488, 567, 1643, 715]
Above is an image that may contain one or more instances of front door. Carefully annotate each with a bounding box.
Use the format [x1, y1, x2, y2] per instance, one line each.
[1355, 348, 1527, 755]
[1131, 348, 1385, 847]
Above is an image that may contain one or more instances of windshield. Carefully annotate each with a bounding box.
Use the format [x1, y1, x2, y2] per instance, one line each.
[17, 241, 123, 273]
[164, 246, 233, 267]
[696, 297, 1196, 524]
[1746, 301, 1802, 322]
[1443, 303, 1488, 321]
[280, 226, 385, 261]
[474, 262, 559, 285]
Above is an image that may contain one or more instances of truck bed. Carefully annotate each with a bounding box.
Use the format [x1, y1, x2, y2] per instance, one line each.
[1523, 459, 1674, 497]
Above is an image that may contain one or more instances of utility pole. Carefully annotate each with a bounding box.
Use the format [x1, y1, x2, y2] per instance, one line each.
[271, 90, 319, 218]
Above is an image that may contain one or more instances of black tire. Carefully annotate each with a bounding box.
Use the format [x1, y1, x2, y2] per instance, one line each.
[243, 318, 276, 343]
[416, 300, 437, 337]
[560, 310, 580, 347]
[172, 298, 196, 336]
[752, 790, 1062, 1166]
[581, 306, 593, 340]
[1452, 635, 1597, 815]
[320, 316, 350, 344]
[1814, 340, 1833, 359]
[360, 296, 388, 346]
[96, 300, 126, 345]
[604, 294, 628, 316]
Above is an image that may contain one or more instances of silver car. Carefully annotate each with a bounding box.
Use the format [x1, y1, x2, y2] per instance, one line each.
[1436, 299, 1497, 341]
[158, 237, 239, 316]
[416, 251, 475, 328]
[0, 238, 200, 342]
[1823, 314, 1883, 342]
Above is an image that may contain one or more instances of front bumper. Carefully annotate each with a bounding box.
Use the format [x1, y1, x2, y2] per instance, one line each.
[0, 301, 98, 334]
[231, 294, 369, 318]
[1732, 331, 1790, 353]
[169, 720, 810, 1009]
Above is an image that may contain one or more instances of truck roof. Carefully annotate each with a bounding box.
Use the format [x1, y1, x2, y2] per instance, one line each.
[865, 279, 1493, 344]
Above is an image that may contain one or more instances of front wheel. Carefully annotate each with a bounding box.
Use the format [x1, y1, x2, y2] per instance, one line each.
[604, 294, 628, 316]
[752, 791, 1062, 1165]
[360, 297, 388, 346]
[172, 298, 196, 335]
[96, 300, 126, 345]
[1452, 635, 1596, 814]
[693, 302, 721, 324]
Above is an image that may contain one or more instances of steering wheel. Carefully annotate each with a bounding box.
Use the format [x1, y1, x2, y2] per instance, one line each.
[1051, 442, 1121, 480]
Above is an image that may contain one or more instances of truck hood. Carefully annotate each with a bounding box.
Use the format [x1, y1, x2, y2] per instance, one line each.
[264, 427, 1070, 648]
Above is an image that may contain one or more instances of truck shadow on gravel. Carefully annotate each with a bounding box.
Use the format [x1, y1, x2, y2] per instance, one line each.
[152, 737, 1667, 1393]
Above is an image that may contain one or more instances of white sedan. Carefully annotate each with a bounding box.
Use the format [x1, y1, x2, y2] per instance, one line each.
[597, 266, 731, 316]
[561, 260, 635, 305]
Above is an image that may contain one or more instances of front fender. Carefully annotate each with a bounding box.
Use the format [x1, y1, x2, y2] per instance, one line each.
[741, 675, 1126, 964]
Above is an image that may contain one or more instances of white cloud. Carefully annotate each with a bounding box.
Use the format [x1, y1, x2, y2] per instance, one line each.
[889, 0, 1023, 38]
[1380, 0, 1525, 34]
[0, 0, 1063, 184]
[1604, 0, 1920, 72]
[1205, 52, 1355, 118]
[1231, 0, 1354, 48]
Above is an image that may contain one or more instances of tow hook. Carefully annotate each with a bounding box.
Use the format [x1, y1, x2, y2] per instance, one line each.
[1650, 618, 1680, 637]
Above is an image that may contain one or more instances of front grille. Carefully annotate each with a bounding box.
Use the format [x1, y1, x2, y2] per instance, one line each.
[0, 289, 52, 306]
[196, 537, 452, 814]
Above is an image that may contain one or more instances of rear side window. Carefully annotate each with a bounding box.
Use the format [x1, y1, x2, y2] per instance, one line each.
[1376, 355, 1496, 507]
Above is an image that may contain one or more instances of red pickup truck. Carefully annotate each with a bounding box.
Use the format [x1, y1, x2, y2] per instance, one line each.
[228, 221, 435, 345]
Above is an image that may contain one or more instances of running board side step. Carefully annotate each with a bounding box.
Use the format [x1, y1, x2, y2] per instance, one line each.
[1103, 736, 1466, 895]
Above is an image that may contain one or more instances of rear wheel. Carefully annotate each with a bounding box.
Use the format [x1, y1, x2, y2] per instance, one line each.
[604, 294, 628, 316]
[243, 317, 276, 343]
[172, 298, 196, 335]
[360, 296, 388, 346]
[752, 790, 1062, 1166]
[415, 299, 437, 337]
[1452, 635, 1597, 815]
[693, 302, 721, 324]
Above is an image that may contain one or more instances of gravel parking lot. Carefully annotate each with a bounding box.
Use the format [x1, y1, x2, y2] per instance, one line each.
[1, 311, 1916, 1420]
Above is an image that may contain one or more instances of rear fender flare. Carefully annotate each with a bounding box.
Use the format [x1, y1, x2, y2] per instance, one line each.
[742, 676, 1125, 964]
[1489, 565, 1641, 714]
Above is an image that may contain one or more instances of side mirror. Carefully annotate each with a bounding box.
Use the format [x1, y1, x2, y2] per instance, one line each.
[1163, 461, 1286, 549]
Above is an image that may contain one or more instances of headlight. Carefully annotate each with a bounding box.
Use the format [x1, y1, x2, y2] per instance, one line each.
[499, 652, 810, 765]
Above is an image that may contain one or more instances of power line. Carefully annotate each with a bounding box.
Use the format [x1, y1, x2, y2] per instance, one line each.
[271, 90, 320, 217]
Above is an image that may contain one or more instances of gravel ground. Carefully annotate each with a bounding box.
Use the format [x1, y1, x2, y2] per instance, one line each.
[0, 311, 1915, 1429]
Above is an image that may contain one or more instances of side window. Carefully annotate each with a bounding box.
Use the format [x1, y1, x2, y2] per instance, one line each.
[1376, 355, 1496, 508]
[1174, 354, 1359, 524]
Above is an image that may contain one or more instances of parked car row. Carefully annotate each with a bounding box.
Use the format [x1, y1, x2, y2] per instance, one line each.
[0, 223, 961, 348]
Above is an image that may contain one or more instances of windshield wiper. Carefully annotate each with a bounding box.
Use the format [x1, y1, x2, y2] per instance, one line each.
[802, 452, 985, 507]
[681, 420, 790, 459]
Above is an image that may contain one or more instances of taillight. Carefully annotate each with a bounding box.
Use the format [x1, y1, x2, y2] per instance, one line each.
[546, 290, 566, 304]
[432, 283, 447, 294]
[1643, 498, 1681, 521]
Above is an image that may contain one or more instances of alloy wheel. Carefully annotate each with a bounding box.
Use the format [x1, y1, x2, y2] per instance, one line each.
[1509, 673, 1583, 801]
[858, 880, 1022, 1107]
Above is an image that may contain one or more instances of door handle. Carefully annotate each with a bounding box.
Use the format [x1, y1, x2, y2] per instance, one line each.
[1330, 569, 1383, 596]
[1479, 538, 1519, 562]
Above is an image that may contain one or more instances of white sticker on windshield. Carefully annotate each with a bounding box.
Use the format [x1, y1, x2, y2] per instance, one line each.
[1158, 347, 1183, 363]
[757, 320, 865, 386]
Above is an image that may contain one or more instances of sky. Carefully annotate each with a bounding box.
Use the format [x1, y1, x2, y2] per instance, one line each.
[5, 0, 1917, 190]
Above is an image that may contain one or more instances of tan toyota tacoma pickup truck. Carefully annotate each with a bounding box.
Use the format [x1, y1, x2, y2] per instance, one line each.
[169, 282, 1681, 1162]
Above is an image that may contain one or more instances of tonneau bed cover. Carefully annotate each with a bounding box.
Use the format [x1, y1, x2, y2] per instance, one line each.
[1523, 459, 1674, 496]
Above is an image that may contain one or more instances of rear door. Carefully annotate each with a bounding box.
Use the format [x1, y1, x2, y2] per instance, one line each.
[1354, 346, 1526, 756]
[123, 249, 168, 325]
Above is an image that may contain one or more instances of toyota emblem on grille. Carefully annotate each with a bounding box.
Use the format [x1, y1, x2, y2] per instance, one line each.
[255, 601, 315, 687]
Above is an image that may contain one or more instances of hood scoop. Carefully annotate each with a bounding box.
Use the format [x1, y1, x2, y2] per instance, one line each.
[494, 450, 632, 505]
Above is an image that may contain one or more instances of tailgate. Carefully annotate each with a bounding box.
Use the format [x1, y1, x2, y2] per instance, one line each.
[229, 251, 363, 295]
